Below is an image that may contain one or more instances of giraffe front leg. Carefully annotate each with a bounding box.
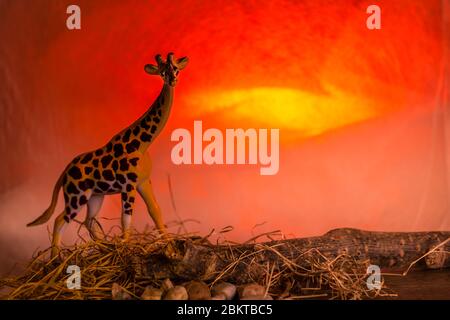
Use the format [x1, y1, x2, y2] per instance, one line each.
[121, 187, 137, 241]
[137, 180, 179, 259]
[137, 180, 167, 235]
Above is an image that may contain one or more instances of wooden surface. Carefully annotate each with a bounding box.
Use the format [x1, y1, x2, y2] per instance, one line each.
[384, 269, 450, 300]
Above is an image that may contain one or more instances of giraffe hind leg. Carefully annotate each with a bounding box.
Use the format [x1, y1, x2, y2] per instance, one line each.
[51, 191, 89, 258]
[121, 187, 137, 241]
[85, 195, 104, 240]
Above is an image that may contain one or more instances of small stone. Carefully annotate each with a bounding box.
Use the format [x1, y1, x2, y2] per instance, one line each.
[238, 283, 266, 299]
[160, 278, 174, 291]
[141, 286, 163, 300]
[211, 282, 237, 300]
[184, 280, 211, 300]
[111, 283, 132, 300]
[210, 293, 227, 300]
[240, 295, 273, 300]
[163, 285, 188, 300]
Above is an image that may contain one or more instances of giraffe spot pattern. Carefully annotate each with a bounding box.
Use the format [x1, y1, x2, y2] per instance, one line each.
[106, 143, 113, 152]
[72, 156, 81, 164]
[101, 155, 113, 168]
[126, 184, 134, 192]
[84, 167, 93, 175]
[93, 169, 101, 180]
[102, 170, 115, 181]
[79, 195, 88, 205]
[97, 181, 110, 191]
[70, 197, 78, 209]
[140, 132, 152, 142]
[122, 129, 132, 143]
[127, 172, 138, 182]
[129, 158, 139, 166]
[112, 160, 118, 171]
[119, 159, 129, 171]
[80, 152, 93, 164]
[126, 139, 140, 153]
[67, 182, 79, 195]
[68, 166, 82, 179]
[116, 173, 126, 184]
[151, 125, 157, 134]
[140, 119, 150, 130]
[93, 159, 99, 167]
[95, 149, 103, 156]
[113, 144, 124, 157]
[132, 126, 140, 136]
[121, 193, 127, 202]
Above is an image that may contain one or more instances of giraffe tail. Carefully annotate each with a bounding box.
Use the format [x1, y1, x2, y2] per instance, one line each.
[27, 171, 64, 227]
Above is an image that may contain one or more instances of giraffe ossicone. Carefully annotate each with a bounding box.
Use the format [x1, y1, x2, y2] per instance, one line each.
[27, 52, 188, 258]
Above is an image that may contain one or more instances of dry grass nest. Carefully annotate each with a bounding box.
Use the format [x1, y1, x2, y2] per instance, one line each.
[0, 223, 397, 300]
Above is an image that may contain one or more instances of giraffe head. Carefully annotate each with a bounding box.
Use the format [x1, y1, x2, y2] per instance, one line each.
[144, 52, 189, 87]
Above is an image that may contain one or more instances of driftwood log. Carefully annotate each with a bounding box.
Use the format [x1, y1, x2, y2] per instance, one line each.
[142, 228, 450, 284]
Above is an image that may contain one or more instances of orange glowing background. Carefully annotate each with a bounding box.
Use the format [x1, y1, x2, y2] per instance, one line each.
[0, 0, 449, 273]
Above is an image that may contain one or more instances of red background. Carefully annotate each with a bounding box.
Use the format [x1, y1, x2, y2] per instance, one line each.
[0, 0, 449, 273]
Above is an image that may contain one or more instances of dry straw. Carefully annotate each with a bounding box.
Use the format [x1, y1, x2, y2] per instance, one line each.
[0, 222, 396, 300]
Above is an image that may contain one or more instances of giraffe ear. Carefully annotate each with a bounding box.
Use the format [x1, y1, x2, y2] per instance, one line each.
[144, 64, 159, 75]
[176, 57, 189, 70]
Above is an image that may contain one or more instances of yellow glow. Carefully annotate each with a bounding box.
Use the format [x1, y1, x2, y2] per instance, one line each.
[185, 86, 379, 137]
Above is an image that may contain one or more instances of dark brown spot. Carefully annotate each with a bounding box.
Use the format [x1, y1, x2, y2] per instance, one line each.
[112, 160, 118, 171]
[97, 182, 110, 191]
[102, 170, 115, 181]
[122, 129, 132, 143]
[126, 139, 140, 153]
[150, 125, 157, 134]
[80, 152, 93, 164]
[129, 158, 139, 166]
[95, 149, 103, 156]
[84, 167, 93, 175]
[79, 195, 88, 205]
[68, 166, 82, 179]
[116, 173, 126, 184]
[93, 169, 101, 180]
[113, 144, 124, 157]
[132, 126, 140, 136]
[66, 182, 80, 194]
[70, 196, 78, 209]
[140, 132, 152, 142]
[119, 158, 129, 171]
[101, 155, 113, 168]
[127, 172, 138, 182]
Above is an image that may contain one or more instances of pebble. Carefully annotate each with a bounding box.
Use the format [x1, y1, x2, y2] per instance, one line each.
[240, 295, 273, 300]
[160, 278, 174, 292]
[238, 283, 266, 299]
[211, 282, 237, 300]
[111, 283, 132, 300]
[184, 280, 211, 300]
[141, 286, 163, 300]
[210, 293, 227, 300]
[163, 285, 189, 300]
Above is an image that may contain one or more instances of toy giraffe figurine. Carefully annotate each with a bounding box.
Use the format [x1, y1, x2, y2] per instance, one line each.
[27, 52, 188, 258]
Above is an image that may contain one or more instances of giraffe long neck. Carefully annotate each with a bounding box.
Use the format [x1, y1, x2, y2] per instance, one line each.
[121, 83, 174, 154]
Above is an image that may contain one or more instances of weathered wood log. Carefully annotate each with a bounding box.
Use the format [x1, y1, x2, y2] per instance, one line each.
[143, 228, 450, 284]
